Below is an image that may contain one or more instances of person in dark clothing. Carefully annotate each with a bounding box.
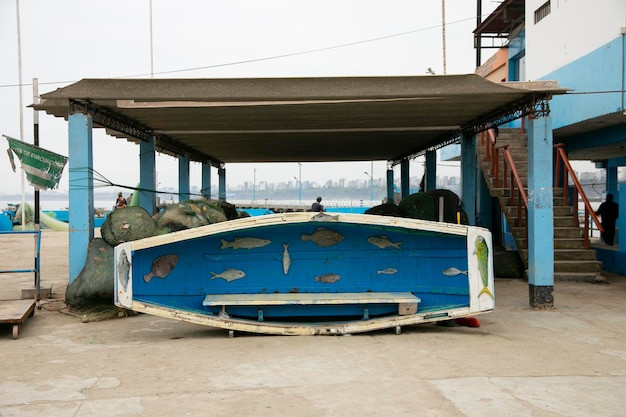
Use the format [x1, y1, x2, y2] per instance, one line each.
[311, 196, 324, 212]
[595, 193, 619, 245]
[115, 192, 127, 209]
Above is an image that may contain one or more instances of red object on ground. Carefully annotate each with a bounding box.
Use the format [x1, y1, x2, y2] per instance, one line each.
[455, 317, 480, 327]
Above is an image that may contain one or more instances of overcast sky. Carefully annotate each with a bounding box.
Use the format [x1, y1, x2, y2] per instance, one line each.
[0, 0, 500, 197]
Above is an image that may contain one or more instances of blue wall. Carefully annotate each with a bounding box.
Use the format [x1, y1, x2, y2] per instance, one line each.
[540, 37, 625, 129]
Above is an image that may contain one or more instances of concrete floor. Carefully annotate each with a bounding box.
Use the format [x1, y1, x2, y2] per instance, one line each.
[0, 275, 625, 416]
[1, 231, 626, 416]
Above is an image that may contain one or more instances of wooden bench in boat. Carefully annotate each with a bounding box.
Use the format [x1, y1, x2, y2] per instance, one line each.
[203, 292, 421, 319]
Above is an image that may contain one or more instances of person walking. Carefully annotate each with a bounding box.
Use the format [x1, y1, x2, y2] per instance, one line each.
[595, 193, 619, 245]
[311, 196, 325, 212]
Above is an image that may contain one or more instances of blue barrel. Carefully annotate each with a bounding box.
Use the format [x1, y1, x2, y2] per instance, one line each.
[0, 213, 13, 231]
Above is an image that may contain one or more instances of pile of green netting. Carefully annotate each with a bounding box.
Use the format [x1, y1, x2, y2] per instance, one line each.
[365, 189, 469, 225]
[65, 199, 243, 312]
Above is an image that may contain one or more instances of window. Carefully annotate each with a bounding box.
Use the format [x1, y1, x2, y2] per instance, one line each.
[534, 1, 551, 24]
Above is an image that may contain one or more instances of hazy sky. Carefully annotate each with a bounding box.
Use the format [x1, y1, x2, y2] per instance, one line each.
[0, 0, 499, 196]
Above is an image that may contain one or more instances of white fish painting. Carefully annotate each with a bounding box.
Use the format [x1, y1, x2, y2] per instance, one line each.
[282, 243, 291, 275]
[368, 235, 402, 250]
[220, 237, 271, 250]
[210, 268, 246, 282]
[442, 267, 468, 276]
[117, 249, 131, 290]
[377, 267, 398, 275]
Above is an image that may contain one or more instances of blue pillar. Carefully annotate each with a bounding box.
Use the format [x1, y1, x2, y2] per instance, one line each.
[68, 112, 94, 284]
[218, 166, 227, 201]
[527, 116, 554, 308]
[178, 154, 190, 201]
[461, 132, 477, 226]
[400, 159, 410, 198]
[606, 165, 618, 195]
[425, 150, 436, 191]
[386, 168, 394, 203]
[201, 162, 212, 199]
[139, 136, 156, 215]
[618, 182, 625, 249]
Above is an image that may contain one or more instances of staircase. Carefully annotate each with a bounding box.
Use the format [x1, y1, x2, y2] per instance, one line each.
[477, 128, 603, 281]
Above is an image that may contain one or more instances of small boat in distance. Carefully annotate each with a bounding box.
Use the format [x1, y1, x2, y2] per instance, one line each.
[114, 212, 495, 336]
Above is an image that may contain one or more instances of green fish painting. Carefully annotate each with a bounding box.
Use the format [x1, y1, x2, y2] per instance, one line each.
[474, 235, 494, 299]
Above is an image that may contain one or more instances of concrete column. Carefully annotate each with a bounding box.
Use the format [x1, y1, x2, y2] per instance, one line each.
[218, 166, 227, 201]
[527, 115, 554, 308]
[425, 150, 436, 191]
[68, 112, 94, 284]
[178, 154, 190, 201]
[461, 132, 477, 226]
[201, 161, 212, 199]
[139, 136, 156, 215]
[400, 159, 410, 198]
[386, 168, 394, 203]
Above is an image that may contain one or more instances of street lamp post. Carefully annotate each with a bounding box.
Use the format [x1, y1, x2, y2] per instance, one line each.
[364, 164, 374, 201]
[253, 168, 256, 202]
[297, 163, 302, 201]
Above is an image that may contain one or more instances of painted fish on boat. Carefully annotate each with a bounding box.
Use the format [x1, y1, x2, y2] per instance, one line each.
[310, 212, 340, 222]
[315, 273, 341, 283]
[283, 243, 291, 275]
[117, 249, 131, 290]
[377, 267, 398, 275]
[143, 254, 179, 283]
[442, 267, 468, 276]
[210, 268, 246, 282]
[474, 236, 493, 299]
[301, 227, 344, 247]
[220, 237, 271, 250]
[368, 235, 402, 250]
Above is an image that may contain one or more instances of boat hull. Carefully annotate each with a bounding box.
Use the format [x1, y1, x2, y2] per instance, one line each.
[114, 212, 495, 335]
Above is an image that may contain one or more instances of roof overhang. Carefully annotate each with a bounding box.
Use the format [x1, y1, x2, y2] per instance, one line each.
[34, 75, 565, 167]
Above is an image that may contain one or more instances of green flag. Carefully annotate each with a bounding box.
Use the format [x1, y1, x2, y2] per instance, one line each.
[4, 135, 68, 190]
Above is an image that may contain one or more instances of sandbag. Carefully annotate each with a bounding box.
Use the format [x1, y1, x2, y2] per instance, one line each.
[65, 238, 114, 306]
[364, 202, 402, 217]
[155, 199, 227, 232]
[101, 206, 157, 246]
[398, 192, 437, 221]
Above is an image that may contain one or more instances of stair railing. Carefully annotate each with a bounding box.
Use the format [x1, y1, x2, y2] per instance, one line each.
[553, 144, 603, 249]
[480, 128, 529, 247]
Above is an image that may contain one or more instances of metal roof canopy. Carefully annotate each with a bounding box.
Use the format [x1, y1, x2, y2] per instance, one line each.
[35, 75, 564, 167]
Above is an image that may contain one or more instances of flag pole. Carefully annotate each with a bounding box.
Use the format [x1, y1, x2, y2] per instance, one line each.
[33, 78, 40, 228]
[16, 0, 26, 228]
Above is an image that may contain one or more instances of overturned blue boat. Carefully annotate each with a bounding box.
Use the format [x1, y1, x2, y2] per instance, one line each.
[114, 212, 494, 335]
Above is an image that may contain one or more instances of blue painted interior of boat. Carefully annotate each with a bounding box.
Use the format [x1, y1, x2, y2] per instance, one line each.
[129, 220, 471, 320]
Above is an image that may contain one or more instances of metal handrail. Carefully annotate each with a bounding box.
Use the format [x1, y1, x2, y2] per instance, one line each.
[553, 144, 603, 249]
[480, 128, 529, 247]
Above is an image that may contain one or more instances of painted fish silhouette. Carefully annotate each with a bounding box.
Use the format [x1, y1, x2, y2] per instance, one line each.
[474, 235, 494, 299]
[315, 273, 341, 283]
[310, 212, 340, 222]
[368, 235, 402, 250]
[301, 228, 344, 247]
[282, 243, 291, 275]
[143, 254, 179, 283]
[442, 267, 468, 276]
[377, 267, 398, 275]
[220, 237, 271, 250]
[210, 268, 246, 282]
[117, 249, 131, 290]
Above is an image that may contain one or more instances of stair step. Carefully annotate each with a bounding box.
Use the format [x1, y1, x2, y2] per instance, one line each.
[554, 249, 598, 260]
[555, 260, 603, 273]
[554, 238, 586, 249]
[553, 271, 604, 282]
[554, 227, 583, 239]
